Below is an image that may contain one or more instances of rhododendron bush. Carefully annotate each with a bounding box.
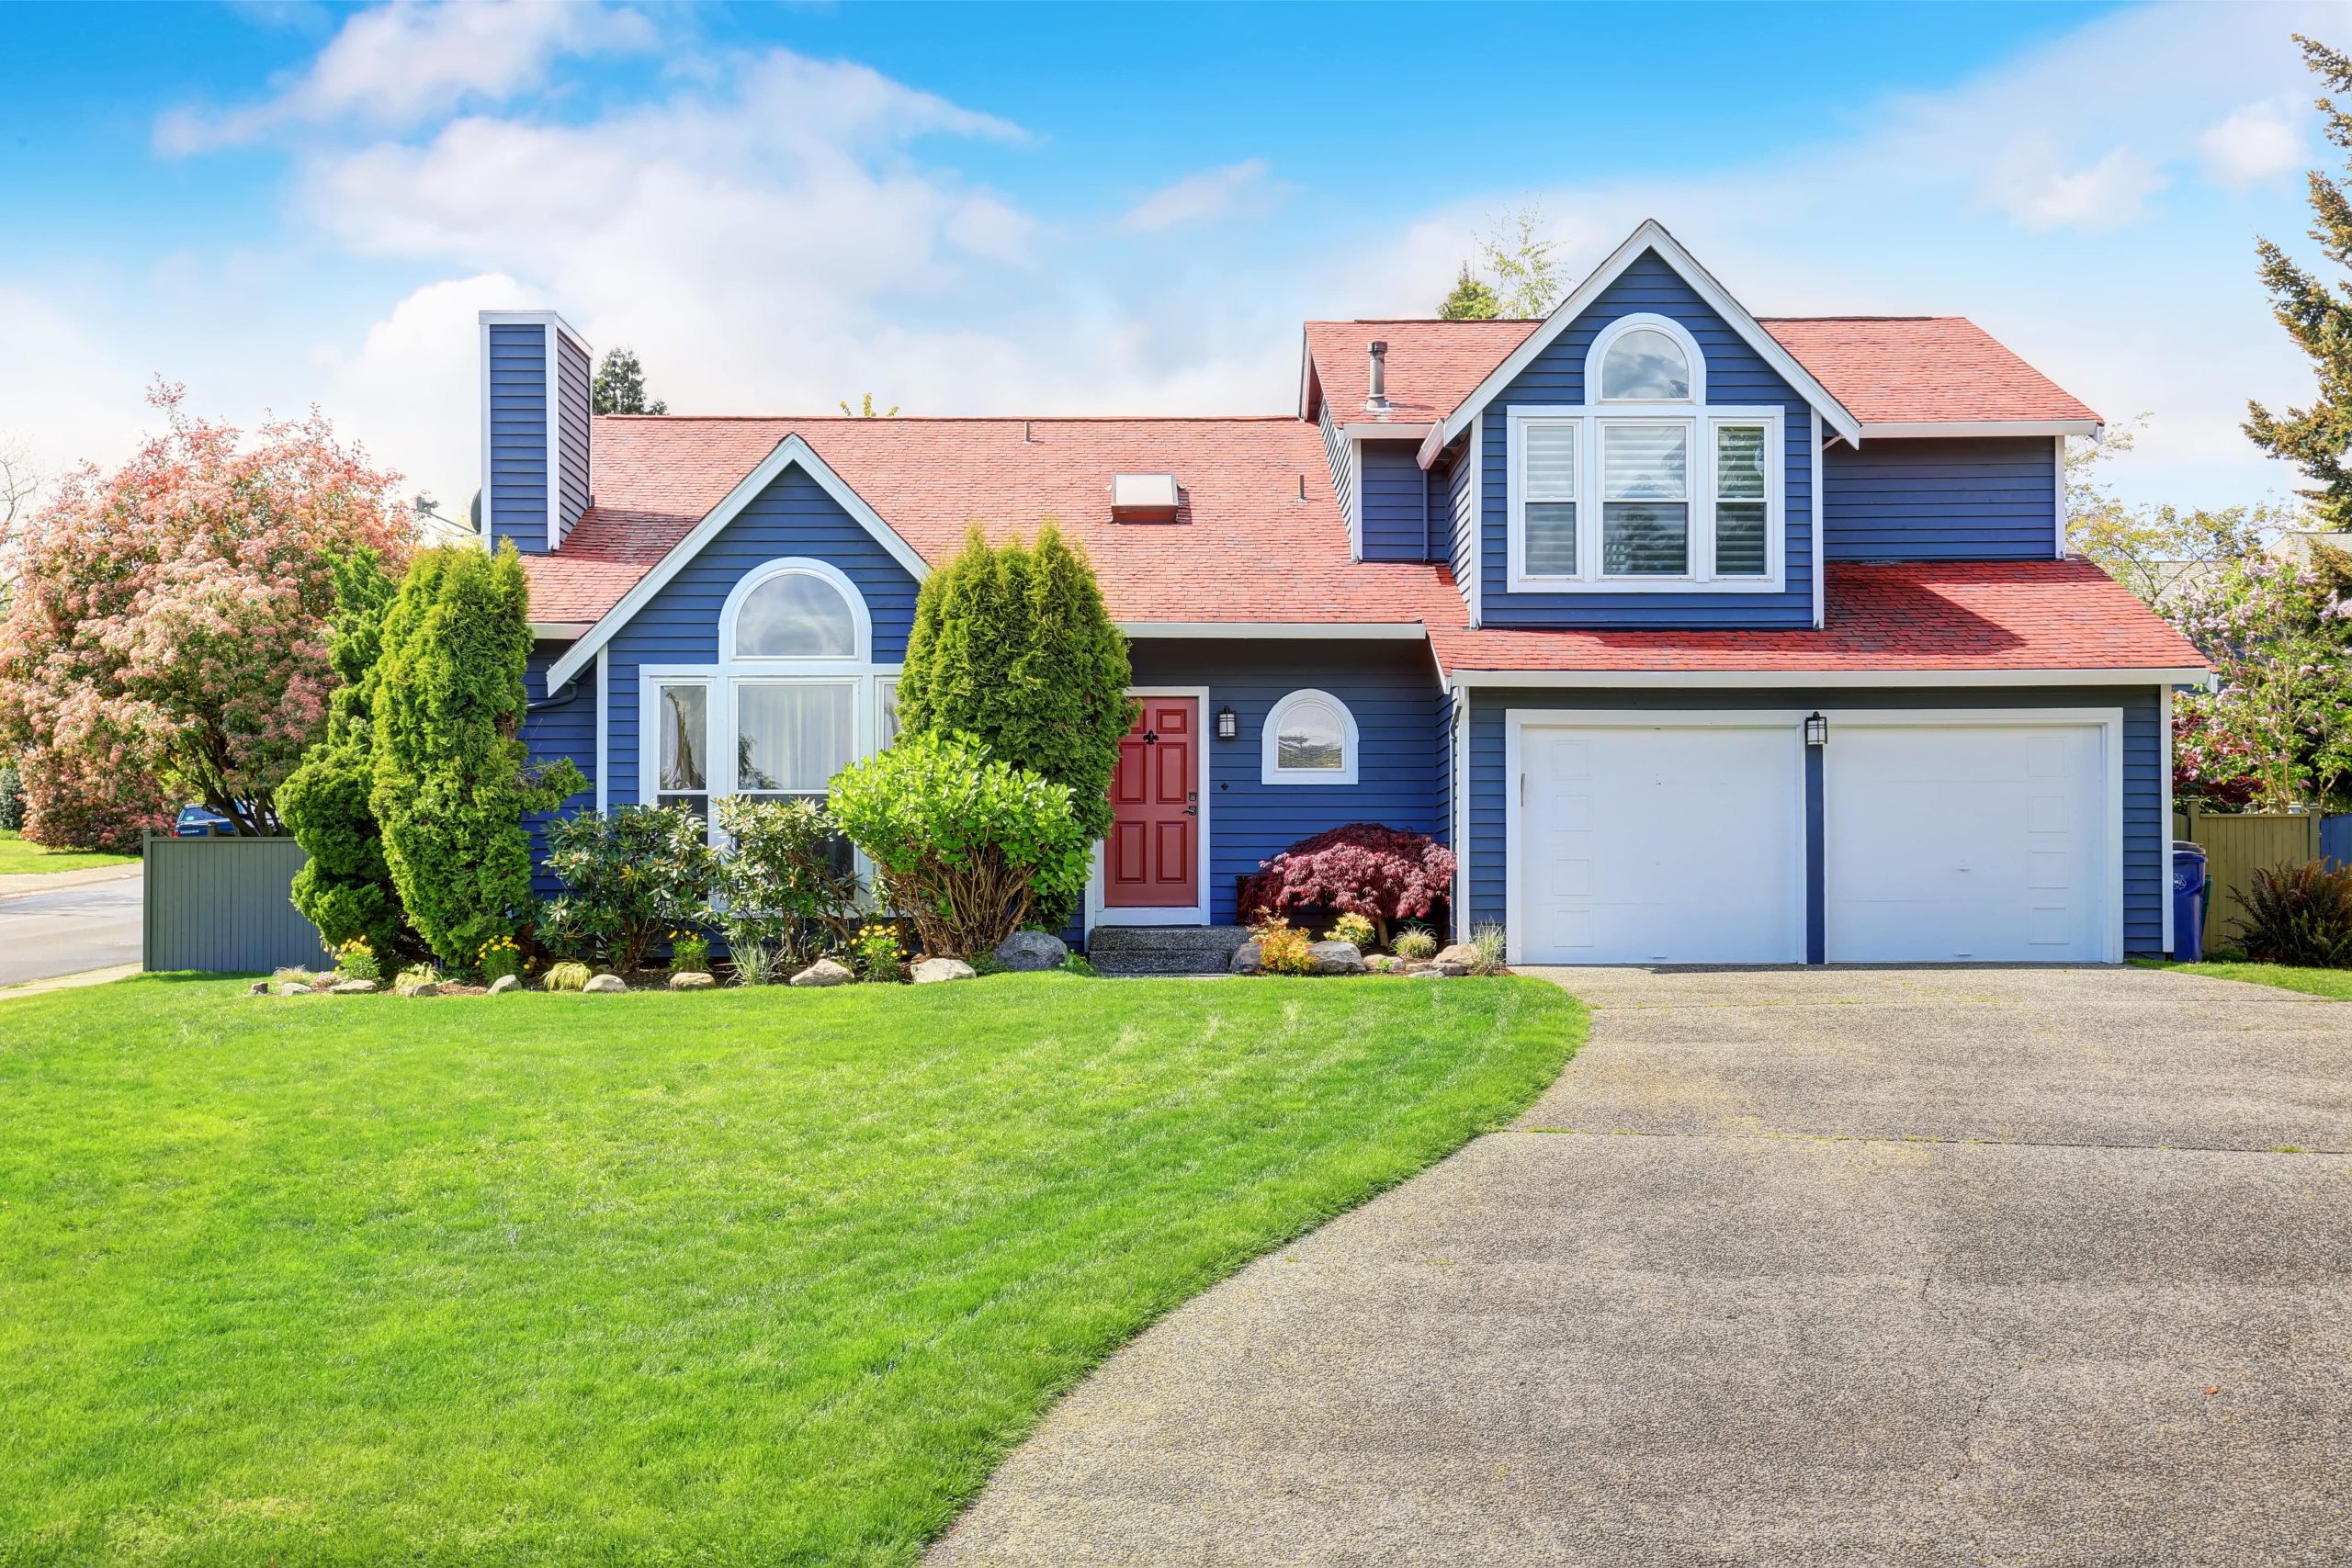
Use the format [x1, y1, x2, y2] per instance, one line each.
[2166, 552, 2352, 814]
[1239, 823, 1455, 943]
[0, 385, 412, 848]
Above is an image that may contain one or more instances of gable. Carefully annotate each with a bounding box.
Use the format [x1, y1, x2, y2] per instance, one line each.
[1495, 250, 1806, 409]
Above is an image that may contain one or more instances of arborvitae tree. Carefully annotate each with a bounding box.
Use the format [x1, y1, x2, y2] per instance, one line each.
[2247, 34, 2352, 528]
[369, 542, 584, 965]
[1438, 263, 1502, 321]
[896, 522, 1134, 923]
[281, 547, 416, 964]
[592, 346, 667, 415]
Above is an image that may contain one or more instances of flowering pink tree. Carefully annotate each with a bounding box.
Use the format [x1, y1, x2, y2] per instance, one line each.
[2168, 553, 2352, 814]
[0, 384, 413, 847]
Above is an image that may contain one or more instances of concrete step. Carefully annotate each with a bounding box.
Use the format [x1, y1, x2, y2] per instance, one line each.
[1087, 924, 1250, 976]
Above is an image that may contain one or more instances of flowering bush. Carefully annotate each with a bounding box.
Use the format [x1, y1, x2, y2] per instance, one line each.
[1239, 824, 1457, 946]
[668, 931, 712, 976]
[2167, 552, 2352, 812]
[1248, 915, 1316, 976]
[850, 921, 904, 982]
[476, 934, 522, 984]
[333, 939, 381, 983]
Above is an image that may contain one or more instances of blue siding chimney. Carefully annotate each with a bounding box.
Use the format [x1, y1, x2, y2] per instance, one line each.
[480, 311, 594, 553]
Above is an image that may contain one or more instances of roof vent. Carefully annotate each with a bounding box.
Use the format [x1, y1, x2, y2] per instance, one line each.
[1364, 340, 1389, 412]
[1110, 472, 1182, 523]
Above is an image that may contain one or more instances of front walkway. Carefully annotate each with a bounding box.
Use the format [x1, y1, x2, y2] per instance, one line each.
[929, 966, 2352, 1565]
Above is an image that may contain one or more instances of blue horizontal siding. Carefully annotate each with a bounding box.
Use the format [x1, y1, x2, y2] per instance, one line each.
[1823, 437, 2060, 560]
[489, 323, 548, 555]
[1466, 684, 2165, 957]
[1122, 639, 1445, 927]
[1359, 438, 1428, 561]
[523, 644, 597, 898]
[1444, 440, 1476, 595]
[555, 333, 593, 542]
[1479, 250, 1815, 628]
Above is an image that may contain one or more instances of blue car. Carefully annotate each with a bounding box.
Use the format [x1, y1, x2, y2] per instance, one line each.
[174, 804, 236, 838]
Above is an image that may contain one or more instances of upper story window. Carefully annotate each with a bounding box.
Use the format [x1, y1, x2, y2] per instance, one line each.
[724, 558, 870, 662]
[1600, 328, 1692, 400]
[1262, 689, 1360, 785]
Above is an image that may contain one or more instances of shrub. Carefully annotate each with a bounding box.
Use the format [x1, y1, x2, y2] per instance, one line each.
[392, 964, 443, 996]
[1329, 911, 1376, 950]
[371, 544, 583, 965]
[669, 931, 712, 976]
[721, 916, 776, 986]
[1059, 953, 1098, 978]
[829, 731, 1091, 958]
[1240, 824, 1457, 946]
[849, 920, 904, 981]
[333, 939, 380, 983]
[0, 760, 22, 831]
[541, 961, 592, 993]
[896, 524, 1135, 926]
[2232, 859, 2352, 966]
[540, 804, 719, 975]
[476, 934, 522, 984]
[711, 795, 861, 971]
[1467, 922, 1508, 976]
[1393, 925, 1438, 961]
[1249, 914, 1316, 976]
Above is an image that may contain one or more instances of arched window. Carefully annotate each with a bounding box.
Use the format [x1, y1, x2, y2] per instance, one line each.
[1262, 689, 1360, 785]
[722, 559, 869, 662]
[1590, 314, 1702, 402]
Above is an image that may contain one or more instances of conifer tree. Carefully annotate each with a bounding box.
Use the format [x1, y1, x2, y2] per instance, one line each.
[592, 346, 667, 415]
[1438, 263, 1501, 321]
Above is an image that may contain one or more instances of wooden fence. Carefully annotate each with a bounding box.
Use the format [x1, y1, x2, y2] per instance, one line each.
[2171, 808, 2323, 957]
[143, 833, 331, 974]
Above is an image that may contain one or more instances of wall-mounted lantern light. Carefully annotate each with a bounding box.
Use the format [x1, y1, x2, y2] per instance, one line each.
[1804, 712, 1828, 748]
[1216, 705, 1238, 740]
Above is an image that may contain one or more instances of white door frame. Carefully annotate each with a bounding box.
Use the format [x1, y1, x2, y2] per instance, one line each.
[1086, 685, 1214, 929]
[1821, 706, 2125, 964]
[1503, 708, 1811, 966]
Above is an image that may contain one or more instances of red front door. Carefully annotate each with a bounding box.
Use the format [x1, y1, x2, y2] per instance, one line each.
[1106, 697, 1199, 908]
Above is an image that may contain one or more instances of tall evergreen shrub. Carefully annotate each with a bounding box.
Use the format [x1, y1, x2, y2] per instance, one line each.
[369, 542, 583, 964]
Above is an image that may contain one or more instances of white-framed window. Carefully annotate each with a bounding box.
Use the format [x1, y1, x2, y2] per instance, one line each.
[652, 677, 713, 818]
[1592, 313, 1705, 405]
[876, 677, 902, 748]
[721, 558, 870, 665]
[1262, 688, 1360, 785]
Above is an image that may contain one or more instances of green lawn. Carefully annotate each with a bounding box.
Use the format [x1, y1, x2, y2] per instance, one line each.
[0, 829, 140, 876]
[0, 973, 1581, 1567]
[2130, 955, 2352, 999]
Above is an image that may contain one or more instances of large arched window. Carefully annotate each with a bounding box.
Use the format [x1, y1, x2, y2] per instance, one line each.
[1262, 688, 1360, 785]
[1589, 313, 1702, 402]
[721, 558, 870, 662]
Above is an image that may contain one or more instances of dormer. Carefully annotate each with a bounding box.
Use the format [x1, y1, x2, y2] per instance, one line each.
[480, 310, 594, 554]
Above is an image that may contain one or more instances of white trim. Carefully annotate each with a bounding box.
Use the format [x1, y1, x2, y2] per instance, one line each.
[1450, 682, 1470, 942]
[718, 557, 872, 667]
[1419, 220, 1864, 463]
[1087, 685, 1213, 930]
[1820, 706, 2125, 964]
[1588, 312, 1705, 405]
[1297, 329, 1317, 423]
[1261, 688, 1361, 785]
[639, 671, 717, 810]
[478, 321, 494, 541]
[1465, 416, 1484, 626]
[544, 321, 560, 552]
[2053, 434, 2067, 559]
[594, 648, 608, 814]
[1340, 422, 1433, 442]
[1347, 435, 1363, 560]
[1116, 620, 1426, 639]
[1860, 420, 2102, 440]
[528, 621, 591, 639]
[1503, 707, 1812, 967]
[481, 308, 591, 357]
[544, 434, 929, 690]
[1443, 666, 2210, 690]
[2161, 682, 2176, 957]
[1811, 411, 1826, 629]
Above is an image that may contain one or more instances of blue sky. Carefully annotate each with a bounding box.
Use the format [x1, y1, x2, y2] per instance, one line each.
[0, 0, 2342, 516]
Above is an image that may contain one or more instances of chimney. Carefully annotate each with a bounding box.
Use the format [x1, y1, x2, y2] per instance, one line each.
[479, 310, 594, 554]
[1364, 340, 1389, 412]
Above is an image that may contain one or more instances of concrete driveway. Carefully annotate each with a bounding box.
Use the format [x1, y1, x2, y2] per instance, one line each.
[0, 869, 141, 986]
[929, 967, 2352, 1566]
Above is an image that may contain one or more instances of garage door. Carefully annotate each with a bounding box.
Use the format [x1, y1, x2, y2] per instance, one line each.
[1826, 722, 2109, 963]
[1517, 723, 1804, 964]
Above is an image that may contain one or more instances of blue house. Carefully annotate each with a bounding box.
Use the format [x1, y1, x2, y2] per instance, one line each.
[496, 221, 2206, 966]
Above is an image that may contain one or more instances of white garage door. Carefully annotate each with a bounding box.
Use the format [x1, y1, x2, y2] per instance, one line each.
[1516, 723, 1804, 964]
[1826, 722, 2110, 963]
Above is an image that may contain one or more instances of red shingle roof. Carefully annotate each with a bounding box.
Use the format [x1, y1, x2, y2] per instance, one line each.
[1429, 559, 2200, 675]
[1302, 319, 1539, 427]
[523, 415, 1470, 628]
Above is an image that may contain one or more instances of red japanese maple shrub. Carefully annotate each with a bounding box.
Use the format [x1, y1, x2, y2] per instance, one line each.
[1240, 823, 1455, 944]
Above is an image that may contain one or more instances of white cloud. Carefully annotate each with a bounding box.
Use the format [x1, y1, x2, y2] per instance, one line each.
[1116, 160, 1283, 234]
[1983, 142, 2170, 233]
[157, 0, 658, 153]
[2200, 96, 2306, 186]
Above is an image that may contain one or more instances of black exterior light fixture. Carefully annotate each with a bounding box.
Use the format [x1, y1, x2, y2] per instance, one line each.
[1217, 705, 1238, 740]
[1804, 712, 1828, 748]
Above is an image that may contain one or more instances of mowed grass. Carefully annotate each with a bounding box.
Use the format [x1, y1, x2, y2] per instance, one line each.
[0, 973, 1582, 1567]
[0, 829, 139, 876]
[2130, 955, 2352, 999]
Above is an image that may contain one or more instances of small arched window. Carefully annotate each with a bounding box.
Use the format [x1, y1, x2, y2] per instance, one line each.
[1600, 328, 1691, 400]
[723, 559, 869, 661]
[1262, 689, 1360, 785]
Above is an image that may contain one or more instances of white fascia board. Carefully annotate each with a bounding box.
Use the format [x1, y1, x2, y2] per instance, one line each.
[480, 308, 592, 358]
[1297, 329, 1318, 423]
[529, 621, 592, 639]
[1442, 666, 2211, 690]
[1426, 220, 1866, 455]
[543, 434, 930, 692]
[1341, 422, 1433, 442]
[1118, 620, 1428, 640]
[1860, 420, 2102, 440]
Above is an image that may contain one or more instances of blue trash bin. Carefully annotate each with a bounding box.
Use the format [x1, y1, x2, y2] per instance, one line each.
[2172, 840, 2208, 960]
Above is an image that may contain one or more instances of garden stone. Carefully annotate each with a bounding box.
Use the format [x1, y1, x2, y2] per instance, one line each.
[1228, 941, 1262, 976]
[669, 971, 716, 990]
[1307, 941, 1367, 976]
[277, 981, 314, 996]
[1433, 943, 1480, 968]
[1432, 961, 1470, 977]
[790, 958, 854, 987]
[441, 984, 488, 997]
[911, 957, 976, 984]
[486, 975, 520, 995]
[582, 974, 627, 994]
[995, 931, 1069, 972]
[330, 979, 379, 995]
[394, 981, 439, 998]
[247, 980, 268, 996]
[1366, 955, 1398, 974]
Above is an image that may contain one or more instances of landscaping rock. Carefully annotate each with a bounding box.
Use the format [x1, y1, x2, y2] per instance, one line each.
[330, 979, 379, 995]
[789, 958, 854, 987]
[1228, 941, 1262, 976]
[1366, 954, 1398, 974]
[248, 980, 269, 996]
[486, 975, 521, 995]
[393, 980, 439, 998]
[582, 973, 627, 994]
[276, 982, 312, 996]
[995, 931, 1069, 972]
[911, 956, 976, 984]
[1432, 961, 1470, 977]
[1432, 943, 1480, 968]
[441, 984, 488, 997]
[1306, 941, 1367, 976]
[669, 971, 716, 990]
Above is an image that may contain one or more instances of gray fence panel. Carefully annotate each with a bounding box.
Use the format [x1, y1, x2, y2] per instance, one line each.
[142, 834, 331, 973]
